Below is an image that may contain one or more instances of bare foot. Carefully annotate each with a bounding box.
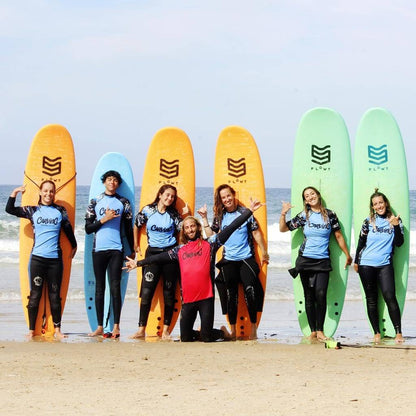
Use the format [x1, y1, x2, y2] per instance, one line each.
[308, 331, 317, 340]
[129, 328, 146, 339]
[88, 326, 104, 337]
[54, 328, 68, 340]
[373, 333, 381, 344]
[316, 331, 328, 341]
[111, 324, 120, 339]
[249, 324, 258, 340]
[26, 330, 35, 340]
[161, 325, 171, 340]
[220, 325, 233, 340]
[395, 333, 405, 344]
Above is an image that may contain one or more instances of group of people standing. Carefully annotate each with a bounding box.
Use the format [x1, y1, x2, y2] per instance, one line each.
[5, 173, 405, 344]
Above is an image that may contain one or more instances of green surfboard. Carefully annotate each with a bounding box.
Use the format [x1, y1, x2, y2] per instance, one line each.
[291, 108, 352, 337]
[353, 108, 409, 338]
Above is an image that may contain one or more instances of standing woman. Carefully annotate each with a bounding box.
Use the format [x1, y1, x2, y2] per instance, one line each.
[202, 184, 268, 340]
[130, 185, 185, 339]
[354, 189, 404, 343]
[280, 186, 352, 341]
[85, 170, 134, 339]
[6, 181, 77, 339]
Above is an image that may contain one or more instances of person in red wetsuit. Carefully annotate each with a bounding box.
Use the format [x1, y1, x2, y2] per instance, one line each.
[124, 198, 264, 342]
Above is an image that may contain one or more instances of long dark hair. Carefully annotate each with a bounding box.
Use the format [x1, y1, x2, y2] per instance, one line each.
[151, 184, 178, 209]
[38, 180, 56, 204]
[213, 184, 236, 217]
[302, 186, 328, 223]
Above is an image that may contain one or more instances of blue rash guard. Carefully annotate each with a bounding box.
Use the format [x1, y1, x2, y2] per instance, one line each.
[287, 209, 340, 259]
[211, 205, 258, 261]
[6, 197, 77, 258]
[135, 203, 182, 248]
[355, 215, 404, 267]
[85, 192, 133, 252]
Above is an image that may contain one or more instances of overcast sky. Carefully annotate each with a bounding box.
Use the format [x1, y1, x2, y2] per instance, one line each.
[1, 0, 415, 188]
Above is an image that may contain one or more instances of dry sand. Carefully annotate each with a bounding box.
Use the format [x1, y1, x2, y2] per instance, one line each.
[1, 339, 415, 415]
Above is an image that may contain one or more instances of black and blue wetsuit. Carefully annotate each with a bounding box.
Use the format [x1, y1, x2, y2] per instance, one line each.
[6, 197, 77, 330]
[85, 192, 133, 327]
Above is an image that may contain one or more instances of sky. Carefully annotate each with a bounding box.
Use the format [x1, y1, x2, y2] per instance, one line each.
[1, 0, 416, 188]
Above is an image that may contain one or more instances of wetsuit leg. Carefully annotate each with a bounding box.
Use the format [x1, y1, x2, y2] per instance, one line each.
[240, 257, 260, 324]
[27, 255, 46, 331]
[138, 262, 162, 327]
[378, 264, 402, 334]
[314, 272, 329, 332]
[358, 265, 380, 334]
[220, 261, 240, 325]
[161, 261, 179, 326]
[199, 297, 217, 342]
[300, 271, 317, 332]
[107, 250, 124, 325]
[92, 251, 111, 326]
[180, 301, 198, 342]
[45, 257, 63, 328]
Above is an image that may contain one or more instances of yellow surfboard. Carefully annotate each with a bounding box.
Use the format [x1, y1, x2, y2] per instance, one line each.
[20, 125, 76, 337]
[137, 127, 195, 337]
[214, 126, 268, 338]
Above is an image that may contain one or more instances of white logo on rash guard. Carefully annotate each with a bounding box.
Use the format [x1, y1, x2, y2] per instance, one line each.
[34, 276, 43, 286]
[144, 271, 154, 282]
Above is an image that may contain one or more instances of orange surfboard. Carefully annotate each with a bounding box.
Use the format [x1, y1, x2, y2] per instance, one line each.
[214, 126, 267, 339]
[20, 125, 76, 337]
[137, 127, 195, 337]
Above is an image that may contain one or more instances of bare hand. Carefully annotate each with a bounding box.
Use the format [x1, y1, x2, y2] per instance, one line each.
[249, 198, 265, 212]
[388, 214, 400, 227]
[197, 204, 208, 219]
[122, 256, 137, 272]
[102, 207, 120, 223]
[281, 201, 293, 215]
[11, 185, 26, 197]
[353, 263, 359, 273]
[182, 203, 190, 216]
[344, 255, 352, 269]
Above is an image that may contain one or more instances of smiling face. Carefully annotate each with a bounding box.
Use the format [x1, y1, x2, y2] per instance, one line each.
[39, 182, 55, 205]
[158, 187, 176, 208]
[219, 187, 237, 212]
[372, 195, 387, 216]
[103, 176, 119, 195]
[303, 187, 321, 210]
[183, 217, 199, 240]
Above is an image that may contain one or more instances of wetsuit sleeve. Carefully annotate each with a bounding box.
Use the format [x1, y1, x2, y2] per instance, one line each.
[136, 246, 180, 267]
[354, 219, 369, 264]
[216, 208, 252, 245]
[5, 197, 31, 218]
[211, 216, 220, 233]
[328, 210, 341, 232]
[286, 212, 305, 231]
[393, 219, 404, 247]
[123, 210, 134, 253]
[85, 199, 102, 235]
[59, 206, 77, 248]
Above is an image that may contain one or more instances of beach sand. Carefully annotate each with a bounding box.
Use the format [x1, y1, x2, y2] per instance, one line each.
[2, 339, 416, 416]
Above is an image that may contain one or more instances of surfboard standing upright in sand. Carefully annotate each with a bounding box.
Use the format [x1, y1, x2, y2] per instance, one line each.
[137, 127, 195, 337]
[214, 126, 268, 339]
[291, 108, 352, 337]
[353, 108, 409, 338]
[84, 152, 135, 334]
[19, 124, 76, 337]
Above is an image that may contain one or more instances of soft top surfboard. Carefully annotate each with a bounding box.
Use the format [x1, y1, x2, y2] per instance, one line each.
[20, 124, 76, 337]
[353, 108, 409, 338]
[291, 108, 352, 337]
[84, 152, 135, 333]
[214, 126, 268, 339]
[137, 127, 195, 337]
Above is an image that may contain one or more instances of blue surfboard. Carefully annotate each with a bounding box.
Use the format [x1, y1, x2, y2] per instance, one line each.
[84, 152, 135, 333]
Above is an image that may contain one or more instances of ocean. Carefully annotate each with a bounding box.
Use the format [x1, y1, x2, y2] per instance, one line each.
[1, 185, 416, 343]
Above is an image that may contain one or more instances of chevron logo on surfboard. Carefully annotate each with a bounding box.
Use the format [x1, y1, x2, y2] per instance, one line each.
[159, 158, 180, 179]
[42, 156, 62, 176]
[227, 157, 246, 178]
[367, 144, 388, 165]
[311, 144, 331, 165]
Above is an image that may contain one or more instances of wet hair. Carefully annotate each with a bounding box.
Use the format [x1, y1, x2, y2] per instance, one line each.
[213, 184, 236, 217]
[101, 170, 122, 184]
[302, 186, 328, 223]
[369, 188, 393, 223]
[151, 184, 178, 209]
[38, 180, 56, 204]
[178, 216, 203, 245]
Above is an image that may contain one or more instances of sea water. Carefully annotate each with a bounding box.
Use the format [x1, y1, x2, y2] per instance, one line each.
[1, 185, 416, 344]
